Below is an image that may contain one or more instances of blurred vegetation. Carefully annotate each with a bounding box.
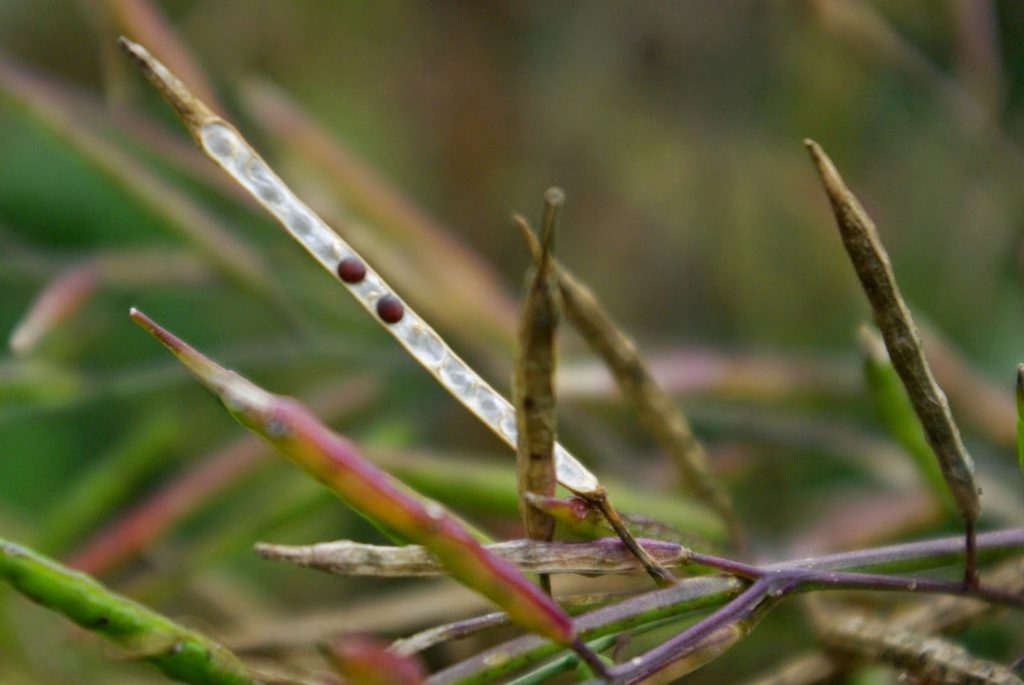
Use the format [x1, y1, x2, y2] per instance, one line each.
[2, 1, 1024, 684]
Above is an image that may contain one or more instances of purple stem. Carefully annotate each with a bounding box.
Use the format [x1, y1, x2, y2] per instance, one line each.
[600, 530, 1024, 683]
[606, 578, 777, 684]
[781, 568, 1024, 609]
[764, 528, 1023, 572]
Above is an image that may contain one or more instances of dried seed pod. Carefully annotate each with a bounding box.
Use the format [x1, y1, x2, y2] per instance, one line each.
[255, 537, 690, 578]
[513, 188, 562, 579]
[130, 309, 575, 645]
[806, 139, 981, 586]
[513, 218, 677, 586]
[514, 217, 739, 547]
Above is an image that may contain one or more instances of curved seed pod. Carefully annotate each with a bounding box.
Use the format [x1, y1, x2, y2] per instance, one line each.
[514, 188, 562, 572]
[805, 139, 981, 586]
[129, 309, 574, 645]
[115, 37, 602, 498]
[0, 537, 254, 685]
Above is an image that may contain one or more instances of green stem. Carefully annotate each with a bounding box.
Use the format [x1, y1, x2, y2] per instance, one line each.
[504, 634, 618, 685]
[0, 537, 254, 685]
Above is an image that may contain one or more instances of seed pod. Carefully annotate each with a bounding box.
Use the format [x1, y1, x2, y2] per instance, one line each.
[805, 140, 980, 585]
[514, 189, 562, 565]
[130, 309, 575, 645]
[514, 215, 739, 547]
[116, 36, 603, 498]
[255, 537, 690, 578]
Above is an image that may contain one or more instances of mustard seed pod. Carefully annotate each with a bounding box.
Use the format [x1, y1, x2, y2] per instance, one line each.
[514, 213, 739, 548]
[129, 309, 575, 645]
[806, 139, 981, 586]
[116, 36, 604, 499]
[513, 189, 562, 581]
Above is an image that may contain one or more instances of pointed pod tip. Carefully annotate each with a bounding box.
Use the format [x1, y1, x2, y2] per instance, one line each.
[544, 187, 565, 208]
[116, 36, 153, 70]
[116, 35, 215, 133]
[129, 308, 239, 400]
[129, 307, 182, 355]
[804, 138, 830, 170]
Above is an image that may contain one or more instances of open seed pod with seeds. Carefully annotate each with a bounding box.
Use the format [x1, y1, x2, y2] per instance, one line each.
[3, 5, 1024, 685]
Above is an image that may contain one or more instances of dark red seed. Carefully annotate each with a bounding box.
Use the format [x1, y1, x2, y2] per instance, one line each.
[337, 257, 366, 283]
[376, 295, 404, 324]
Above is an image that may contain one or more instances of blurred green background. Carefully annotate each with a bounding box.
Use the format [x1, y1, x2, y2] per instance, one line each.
[2, 1, 1024, 683]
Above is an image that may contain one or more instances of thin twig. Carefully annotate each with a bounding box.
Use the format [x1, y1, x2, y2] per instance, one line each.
[590, 491, 678, 587]
[806, 139, 981, 587]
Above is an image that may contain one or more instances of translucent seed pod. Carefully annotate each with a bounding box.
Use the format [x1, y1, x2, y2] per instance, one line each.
[118, 37, 601, 496]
